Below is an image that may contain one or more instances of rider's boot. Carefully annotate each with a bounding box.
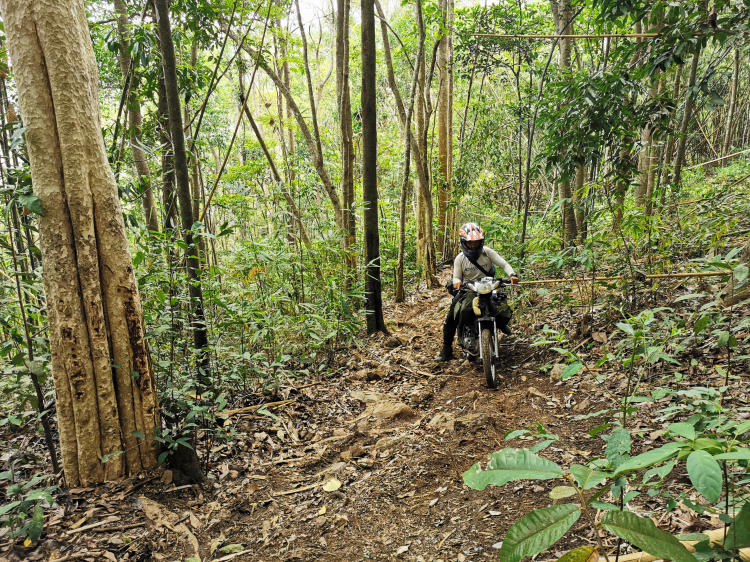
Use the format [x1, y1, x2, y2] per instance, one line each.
[435, 322, 456, 362]
[498, 320, 512, 336]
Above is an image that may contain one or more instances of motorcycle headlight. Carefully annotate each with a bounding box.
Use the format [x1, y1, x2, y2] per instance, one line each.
[474, 279, 494, 294]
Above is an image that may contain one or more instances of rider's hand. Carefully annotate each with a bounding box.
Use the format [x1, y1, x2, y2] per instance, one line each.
[510, 275, 519, 285]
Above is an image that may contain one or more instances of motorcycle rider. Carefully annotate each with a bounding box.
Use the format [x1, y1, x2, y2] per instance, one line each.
[435, 222, 519, 362]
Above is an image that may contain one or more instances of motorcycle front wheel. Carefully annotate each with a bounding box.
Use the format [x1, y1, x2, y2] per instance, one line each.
[481, 328, 498, 388]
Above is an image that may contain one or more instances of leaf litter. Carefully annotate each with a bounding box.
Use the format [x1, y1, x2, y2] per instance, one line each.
[5, 267, 750, 561]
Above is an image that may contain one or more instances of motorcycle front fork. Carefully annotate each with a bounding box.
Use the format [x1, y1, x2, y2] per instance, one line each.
[477, 318, 499, 362]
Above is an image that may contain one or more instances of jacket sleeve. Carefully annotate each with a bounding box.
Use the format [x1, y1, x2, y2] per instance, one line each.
[452, 254, 463, 285]
[485, 248, 516, 277]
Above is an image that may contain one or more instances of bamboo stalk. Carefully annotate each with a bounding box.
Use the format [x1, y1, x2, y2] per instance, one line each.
[519, 270, 730, 286]
[685, 147, 750, 170]
[474, 33, 660, 39]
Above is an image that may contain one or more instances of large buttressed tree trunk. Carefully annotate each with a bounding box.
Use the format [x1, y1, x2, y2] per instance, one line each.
[1, 0, 159, 485]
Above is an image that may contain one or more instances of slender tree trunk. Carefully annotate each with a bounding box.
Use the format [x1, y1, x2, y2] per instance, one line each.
[436, 0, 451, 259]
[361, 0, 388, 334]
[573, 164, 586, 240]
[672, 45, 702, 189]
[154, 0, 210, 380]
[661, 67, 682, 204]
[550, 0, 578, 246]
[722, 48, 740, 162]
[114, 0, 159, 233]
[157, 73, 179, 232]
[1, 0, 158, 485]
[336, 0, 356, 281]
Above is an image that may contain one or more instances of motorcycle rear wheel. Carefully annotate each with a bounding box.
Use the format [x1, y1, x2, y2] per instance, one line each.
[481, 329, 498, 388]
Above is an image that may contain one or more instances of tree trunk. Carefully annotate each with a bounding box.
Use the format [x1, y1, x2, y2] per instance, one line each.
[157, 73, 179, 232]
[336, 0, 356, 280]
[114, 0, 159, 233]
[721, 48, 740, 162]
[573, 164, 586, 241]
[1, 0, 158, 485]
[550, 0, 578, 246]
[672, 46, 702, 189]
[436, 0, 451, 259]
[661, 67, 682, 204]
[361, 0, 388, 334]
[154, 0, 210, 379]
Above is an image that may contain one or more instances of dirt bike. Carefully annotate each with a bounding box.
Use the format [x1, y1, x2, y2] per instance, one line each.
[455, 277, 510, 389]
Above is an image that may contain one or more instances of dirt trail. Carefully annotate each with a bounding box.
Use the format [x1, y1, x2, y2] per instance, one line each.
[19, 271, 622, 561]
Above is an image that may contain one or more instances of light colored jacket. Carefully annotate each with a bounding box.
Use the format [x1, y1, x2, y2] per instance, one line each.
[452, 248, 515, 285]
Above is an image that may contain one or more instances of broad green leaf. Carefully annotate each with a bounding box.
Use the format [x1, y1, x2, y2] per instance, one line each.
[668, 422, 696, 440]
[674, 533, 710, 542]
[530, 440, 556, 453]
[643, 460, 677, 483]
[505, 429, 530, 441]
[601, 510, 696, 562]
[725, 502, 750, 550]
[463, 449, 563, 491]
[18, 194, 43, 216]
[735, 264, 749, 282]
[614, 445, 680, 475]
[604, 428, 631, 469]
[561, 362, 583, 380]
[569, 465, 609, 490]
[101, 450, 125, 464]
[687, 450, 722, 503]
[556, 546, 597, 562]
[693, 316, 710, 334]
[28, 503, 44, 543]
[549, 486, 577, 500]
[500, 504, 581, 562]
[616, 322, 635, 336]
[131, 430, 145, 439]
[590, 501, 618, 511]
[0, 501, 21, 516]
[24, 489, 53, 505]
[715, 449, 750, 460]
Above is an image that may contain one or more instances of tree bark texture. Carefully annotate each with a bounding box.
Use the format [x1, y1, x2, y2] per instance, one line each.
[361, 0, 388, 334]
[436, 0, 451, 259]
[114, 0, 159, 233]
[154, 0, 210, 375]
[550, 0, 578, 245]
[157, 73, 179, 231]
[336, 0, 356, 278]
[1, 0, 159, 485]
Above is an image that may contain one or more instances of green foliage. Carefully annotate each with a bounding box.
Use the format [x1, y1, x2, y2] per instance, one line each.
[600, 510, 695, 562]
[500, 504, 581, 562]
[0, 465, 56, 545]
[463, 449, 563, 490]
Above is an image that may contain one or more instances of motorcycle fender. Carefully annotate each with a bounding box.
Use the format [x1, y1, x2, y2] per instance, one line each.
[472, 297, 481, 316]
